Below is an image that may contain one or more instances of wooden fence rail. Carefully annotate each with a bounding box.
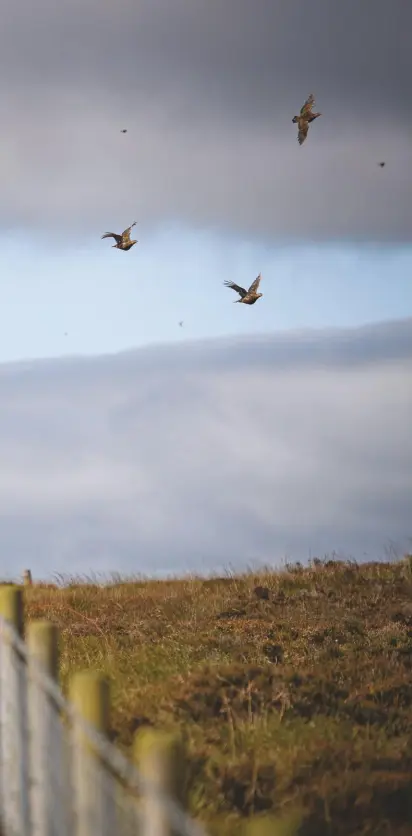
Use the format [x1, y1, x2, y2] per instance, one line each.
[0, 583, 301, 836]
[0, 584, 210, 836]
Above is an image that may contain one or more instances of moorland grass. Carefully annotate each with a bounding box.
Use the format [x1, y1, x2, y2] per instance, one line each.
[21, 556, 412, 835]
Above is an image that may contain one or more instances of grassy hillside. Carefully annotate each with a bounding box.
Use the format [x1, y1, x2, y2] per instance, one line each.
[23, 557, 412, 835]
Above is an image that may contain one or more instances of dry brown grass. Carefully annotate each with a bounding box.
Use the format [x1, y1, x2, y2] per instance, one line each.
[19, 556, 412, 834]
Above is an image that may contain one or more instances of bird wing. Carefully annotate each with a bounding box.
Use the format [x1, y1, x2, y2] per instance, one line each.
[223, 280, 247, 297]
[298, 120, 309, 145]
[300, 94, 315, 117]
[122, 221, 137, 243]
[101, 232, 122, 243]
[248, 274, 262, 294]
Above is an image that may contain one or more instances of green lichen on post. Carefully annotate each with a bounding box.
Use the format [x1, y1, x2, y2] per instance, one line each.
[27, 621, 59, 680]
[243, 810, 304, 836]
[69, 671, 114, 836]
[26, 621, 62, 836]
[0, 585, 24, 637]
[69, 670, 110, 737]
[133, 727, 188, 836]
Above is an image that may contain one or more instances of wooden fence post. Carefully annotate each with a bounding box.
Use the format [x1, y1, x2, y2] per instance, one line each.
[23, 569, 33, 587]
[133, 727, 188, 836]
[27, 620, 59, 675]
[69, 671, 116, 836]
[0, 583, 24, 635]
[0, 585, 30, 836]
[26, 620, 70, 836]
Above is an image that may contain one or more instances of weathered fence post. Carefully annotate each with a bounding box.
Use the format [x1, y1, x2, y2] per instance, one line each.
[133, 727, 188, 836]
[69, 670, 116, 836]
[27, 620, 70, 836]
[22, 569, 33, 587]
[0, 585, 31, 836]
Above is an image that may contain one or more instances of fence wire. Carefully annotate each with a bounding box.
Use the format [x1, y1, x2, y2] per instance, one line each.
[0, 617, 209, 836]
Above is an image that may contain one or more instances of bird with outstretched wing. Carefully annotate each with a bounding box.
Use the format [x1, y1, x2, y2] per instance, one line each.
[101, 221, 138, 251]
[223, 273, 263, 305]
[292, 94, 322, 145]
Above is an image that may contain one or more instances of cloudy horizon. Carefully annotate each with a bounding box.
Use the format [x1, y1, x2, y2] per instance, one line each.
[0, 316, 410, 582]
[0, 1, 410, 580]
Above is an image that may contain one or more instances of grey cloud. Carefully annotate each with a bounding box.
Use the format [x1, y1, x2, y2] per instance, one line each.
[2, 316, 410, 383]
[0, 1, 411, 240]
[3, 0, 410, 117]
[0, 318, 410, 581]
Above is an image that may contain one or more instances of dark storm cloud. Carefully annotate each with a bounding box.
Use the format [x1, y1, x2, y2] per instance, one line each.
[0, 0, 411, 240]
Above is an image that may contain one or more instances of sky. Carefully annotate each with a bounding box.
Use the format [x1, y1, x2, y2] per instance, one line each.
[0, 0, 411, 362]
[0, 0, 410, 576]
[1, 235, 411, 362]
[0, 318, 411, 581]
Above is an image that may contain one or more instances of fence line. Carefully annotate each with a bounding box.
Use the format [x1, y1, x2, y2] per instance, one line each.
[0, 584, 210, 836]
